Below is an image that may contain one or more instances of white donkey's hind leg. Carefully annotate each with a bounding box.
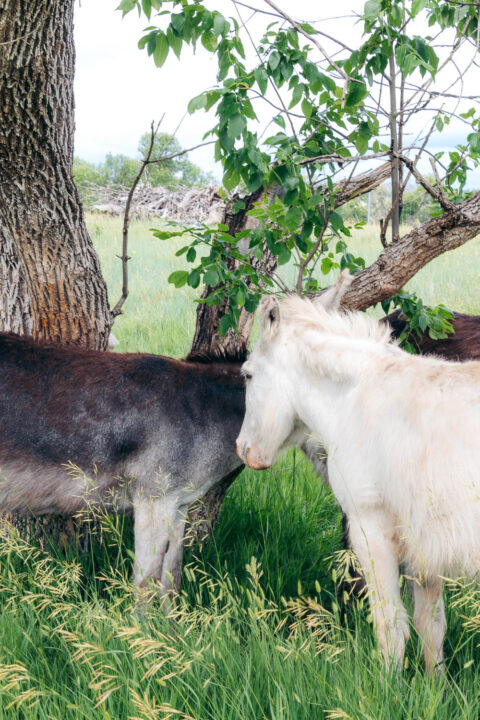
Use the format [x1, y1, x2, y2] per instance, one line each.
[413, 577, 446, 675]
[133, 494, 184, 606]
[348, 510, 409, 669]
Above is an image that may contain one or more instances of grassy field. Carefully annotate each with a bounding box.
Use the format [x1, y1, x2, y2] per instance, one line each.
[0, 215, 480, 719]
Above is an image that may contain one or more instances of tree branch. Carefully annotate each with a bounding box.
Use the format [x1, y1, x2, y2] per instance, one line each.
[145, 140, 215, 166]
[331, 162, 391, 206]
[339, 191, 480, 312]
[397, 153, 456, 212]
[111, 117, 163, 318]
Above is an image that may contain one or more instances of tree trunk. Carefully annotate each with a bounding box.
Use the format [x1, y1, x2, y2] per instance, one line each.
[189, 185, 278, 358]
[0, 0, 111, 348]
[388, 53, 401, 243]
[0, 0, 112, 548]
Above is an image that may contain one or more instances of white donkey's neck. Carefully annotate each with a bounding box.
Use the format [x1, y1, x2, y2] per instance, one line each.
[289, 331, 397, 449]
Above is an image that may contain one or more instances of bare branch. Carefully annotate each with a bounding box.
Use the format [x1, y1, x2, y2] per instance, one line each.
[146, 140, 216, 166]
[388, 52, 400, 243]
[111, 116, 164, 318]
[397, 153, 456, 212]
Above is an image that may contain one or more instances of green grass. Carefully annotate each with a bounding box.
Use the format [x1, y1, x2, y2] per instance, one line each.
[1, 213, 480, 718]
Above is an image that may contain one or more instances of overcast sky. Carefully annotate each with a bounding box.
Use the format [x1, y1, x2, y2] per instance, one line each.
[73, 1, 480, 185]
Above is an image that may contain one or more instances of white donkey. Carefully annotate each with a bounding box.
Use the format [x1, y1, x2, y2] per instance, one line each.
[236, 274, 480, 673]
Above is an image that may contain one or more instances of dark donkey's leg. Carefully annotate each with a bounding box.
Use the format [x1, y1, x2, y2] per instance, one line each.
[133, 493, 184, 607]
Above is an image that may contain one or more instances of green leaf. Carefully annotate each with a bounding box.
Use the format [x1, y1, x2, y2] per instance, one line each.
[277, 249, 291, 265]
[321, 257, 333, 274]
[153, 32, 169, 67]
[117, 0, 136, 17]
[364, 0, 381, 19]
[223, 164, 240, 190]
[345, 77, 368, 107]
[299, 22, 316, 34]
[232, 199, 246, 213]
[186, 247, 196, 263]
[285, 206, 302, 232]
[254, 67, 268, 95]
[389, 3, 402, 26]
[227, 114, 246, 140]
[188, 269, 201, 288]
[141, 0, 151, 20]
[168, 270, 188, 288]
[329, 210, 345, 232]
[201, 30, 218, 52]
[219, 315, 232, 336]
[213, 13, 227, 36]
[268, 50, 281, 71]
[247, 171, 265, 193]
[412, 0, 428, 17]
[468, 132, 480, 154]
[151, 230, 178, 240]
[167, 27, 182, 59]
[171, 13, 185, 33]
[284, 175, 299, 191]
[204, 268, 219, 286]
[188, 92, 207, 114]
[237, 288, 246, 306]
[301, 97, 313, 120]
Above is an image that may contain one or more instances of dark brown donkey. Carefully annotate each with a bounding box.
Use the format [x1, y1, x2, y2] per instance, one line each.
[0, 333, 245, 597]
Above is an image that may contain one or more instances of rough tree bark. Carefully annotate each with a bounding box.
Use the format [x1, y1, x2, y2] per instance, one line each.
[0, 229, 32, 335]
[0, 0, 111, 348]
[0, 0, 112, 547]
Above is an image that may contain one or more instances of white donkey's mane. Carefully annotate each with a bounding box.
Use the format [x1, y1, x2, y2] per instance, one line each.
[279, 295, 392, 345]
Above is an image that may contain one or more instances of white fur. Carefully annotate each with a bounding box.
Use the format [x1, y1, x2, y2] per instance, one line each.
[237, 289, 480, 672]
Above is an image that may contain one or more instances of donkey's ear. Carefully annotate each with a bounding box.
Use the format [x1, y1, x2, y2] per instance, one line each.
[314, 269, 354, 312]
[258, 296, 281, 340]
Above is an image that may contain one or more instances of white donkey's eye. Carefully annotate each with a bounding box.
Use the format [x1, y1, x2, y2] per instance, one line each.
[242, 364, 253, 380]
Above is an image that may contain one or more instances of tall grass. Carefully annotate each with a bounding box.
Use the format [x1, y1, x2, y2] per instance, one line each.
[0, 214, 479, 718]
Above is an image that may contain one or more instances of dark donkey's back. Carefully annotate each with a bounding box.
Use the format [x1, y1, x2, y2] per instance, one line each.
[0, 332, 245, 592]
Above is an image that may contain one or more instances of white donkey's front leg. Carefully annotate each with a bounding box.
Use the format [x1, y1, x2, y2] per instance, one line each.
[348, 509, 409, 669]
[133, 494, 185, 606]
[413, 577, 446, 675]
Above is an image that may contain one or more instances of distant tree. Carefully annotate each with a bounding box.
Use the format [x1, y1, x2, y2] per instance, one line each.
[73, 133, 215, 197]
[103, 153, 140, 187]
[138, 131, 215, 188]
[73, 157, 107, 195]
